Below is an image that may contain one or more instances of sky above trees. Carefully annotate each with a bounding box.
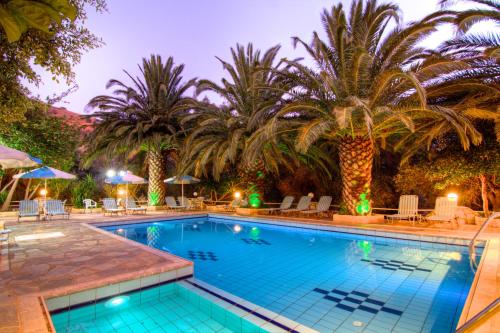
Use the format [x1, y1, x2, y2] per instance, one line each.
[28, 0, 494, 113]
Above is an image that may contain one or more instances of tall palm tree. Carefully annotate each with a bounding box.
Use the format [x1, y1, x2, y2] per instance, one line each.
[265, 0, 489, 215]
[86, 55, 196, 205]
[179, 43, 295, 199]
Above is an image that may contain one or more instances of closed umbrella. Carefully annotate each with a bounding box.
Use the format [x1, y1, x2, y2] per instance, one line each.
[105, 171, 147, 203]
[0, 144, 41, 169]
[14, 166, 76, 201]
[164, 175, 200, 198]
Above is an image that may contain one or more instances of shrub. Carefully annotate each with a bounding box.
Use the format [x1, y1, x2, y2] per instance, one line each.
[71, 175, 97, 208]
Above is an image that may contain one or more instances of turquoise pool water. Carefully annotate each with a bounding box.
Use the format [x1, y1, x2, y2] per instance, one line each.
[51, 282, 267, 333]
[102, 216, 478, 333]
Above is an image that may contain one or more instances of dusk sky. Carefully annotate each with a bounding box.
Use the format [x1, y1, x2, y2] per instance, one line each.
[28, 0, 488, 113]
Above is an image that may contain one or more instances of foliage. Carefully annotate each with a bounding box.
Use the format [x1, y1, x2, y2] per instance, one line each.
[0, 190, 7, 204]
[0, 104, 80, 170]
[0, 0, 106, 132]
[71, 174, 97, 207]
[85, 54, 197, 205]
[0, 0, 77, 42]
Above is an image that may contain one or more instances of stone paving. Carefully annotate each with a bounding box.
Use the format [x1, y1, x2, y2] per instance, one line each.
[0, 211, 498, 333]
[0, 214, 192, 333]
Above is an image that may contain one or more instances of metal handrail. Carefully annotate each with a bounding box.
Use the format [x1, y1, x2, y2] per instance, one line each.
[469, 211, 500, 272]
[455, 298, 500, 333]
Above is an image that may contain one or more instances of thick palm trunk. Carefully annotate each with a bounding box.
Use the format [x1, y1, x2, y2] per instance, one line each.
[479, 174, 490, 216]
[339, 136, 374, 215]
[148, 149, 166, 206]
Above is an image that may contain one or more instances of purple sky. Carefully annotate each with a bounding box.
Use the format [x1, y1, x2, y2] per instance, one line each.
[28, 0, 487, 113]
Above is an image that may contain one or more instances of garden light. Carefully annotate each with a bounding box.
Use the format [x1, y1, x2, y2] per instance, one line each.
[234, 191, 241, 199]
[193, 192, 198, 197]
[106, 169, 116, 178]
[447, 193, 458, 202]
[308, 192, 314, 198]
[118, 170, 126, 177]
[40, 188, 48, 196]
[118, 189, 125, 196]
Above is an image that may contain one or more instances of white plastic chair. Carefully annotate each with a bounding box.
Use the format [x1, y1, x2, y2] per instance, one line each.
[83, 199, 97, 213]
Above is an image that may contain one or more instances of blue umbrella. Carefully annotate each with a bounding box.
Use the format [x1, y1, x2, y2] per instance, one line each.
[14, 166, 76, 199]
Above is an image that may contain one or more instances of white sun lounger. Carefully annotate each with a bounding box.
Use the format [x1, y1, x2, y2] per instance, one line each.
[426, 197, 457, 224]
[102, 198, 125, 215]
[281, 196, 312, 215]
[301, 196, 332, 217]
[44, 199, 70, 220]
[18, 200, 40, 222]
[165, 196, 185, 210]
[385, 195, 421, 224]
[125, 198, 147, 214]
[264, 196, 294, 215]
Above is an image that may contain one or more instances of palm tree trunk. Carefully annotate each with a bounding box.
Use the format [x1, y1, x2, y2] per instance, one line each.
[479, 174, 490, 216]
[339, 136, 374, 215]
[148, 149, 166, 206]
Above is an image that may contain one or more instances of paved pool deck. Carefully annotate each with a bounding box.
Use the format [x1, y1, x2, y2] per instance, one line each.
[0, 211, 498, 332]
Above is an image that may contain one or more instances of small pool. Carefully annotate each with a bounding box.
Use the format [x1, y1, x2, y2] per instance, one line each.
[102, 216, 480, 333]
[51, 282, 269, 333]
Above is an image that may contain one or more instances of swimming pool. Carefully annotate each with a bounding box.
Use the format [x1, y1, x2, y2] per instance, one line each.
[102, 216, 479, 333]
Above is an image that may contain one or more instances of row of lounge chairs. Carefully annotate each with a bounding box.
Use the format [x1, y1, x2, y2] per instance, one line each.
[385, 195, 457, 224]
[263, 195, 333, 216]
[18, 199, 70, 222]
[102, 198, 147, 215]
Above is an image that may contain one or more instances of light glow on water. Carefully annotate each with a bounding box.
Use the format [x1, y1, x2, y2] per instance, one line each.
[105, 296, 129, 308]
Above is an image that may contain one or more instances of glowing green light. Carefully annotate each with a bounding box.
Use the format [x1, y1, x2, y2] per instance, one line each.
[250, 227, 260, 240]
[355, 193, 370, 215]
[357, 240, 372, 259]
[149, 192, 160, 206]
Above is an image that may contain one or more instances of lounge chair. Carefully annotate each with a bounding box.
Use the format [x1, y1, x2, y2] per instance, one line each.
[44, 200, 70, 220]
[0, 221, 11, 244]
[385, 195, 420, 224]
[281, 196, 312, 215]
[165, 196, 185, 210]
[102, 198, 126, 215]
[83, 199, 97, 213]
[426, 197, 457, 224]
[18, 200, 40, 222]
[264, 196, 294, 215]
[178, 196, 192, 210]
[125, 198, 147, 214]
[301, 196, 332, 217]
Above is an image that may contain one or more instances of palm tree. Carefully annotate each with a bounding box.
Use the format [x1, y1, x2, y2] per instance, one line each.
[266, 0, 489, 215]
[179, 43, 295, 199]
[86, 55, 196, 205]
[439, 0, 500, 57]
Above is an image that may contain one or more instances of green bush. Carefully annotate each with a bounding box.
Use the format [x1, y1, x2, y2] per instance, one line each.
[0, 191, 7, 205]
[71, 175, 97, 208]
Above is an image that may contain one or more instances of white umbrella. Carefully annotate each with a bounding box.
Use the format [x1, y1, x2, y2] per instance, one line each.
[105, 171, 147, 203]
[0, 144, 41, 169]
[164, 175, 200, 198]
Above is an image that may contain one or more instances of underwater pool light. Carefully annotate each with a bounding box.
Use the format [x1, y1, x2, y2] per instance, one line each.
[105, 295, 129, 308]
[233, 224, 242, 233]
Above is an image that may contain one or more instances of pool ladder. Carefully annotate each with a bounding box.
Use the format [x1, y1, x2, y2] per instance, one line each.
[468, 211, 500, 272]
[456, 212, 500, 333]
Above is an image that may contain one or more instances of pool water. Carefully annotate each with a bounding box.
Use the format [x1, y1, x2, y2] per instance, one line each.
[103, 216, 478, 333]
[51, 282, 268, 333]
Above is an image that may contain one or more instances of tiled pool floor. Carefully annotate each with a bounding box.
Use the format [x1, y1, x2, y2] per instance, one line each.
[51, 282, 267, 333]
[103, 216, 479, 333]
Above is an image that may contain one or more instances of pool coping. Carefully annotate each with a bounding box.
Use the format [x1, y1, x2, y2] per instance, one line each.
[93, 213, 498, 332]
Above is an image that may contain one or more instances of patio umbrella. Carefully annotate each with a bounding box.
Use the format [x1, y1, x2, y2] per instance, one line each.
[164, 175, 200, 198]
[105, 171, 147, 202]
[14, 166, 76, 200]
[0, 144, 41, 169]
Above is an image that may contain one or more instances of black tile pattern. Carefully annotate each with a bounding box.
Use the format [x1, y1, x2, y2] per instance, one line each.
[313, 288, 403, 316]
[187, 250, 218, 261]
[241, 238, 271, 245]
[361, 259, 432, 272]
